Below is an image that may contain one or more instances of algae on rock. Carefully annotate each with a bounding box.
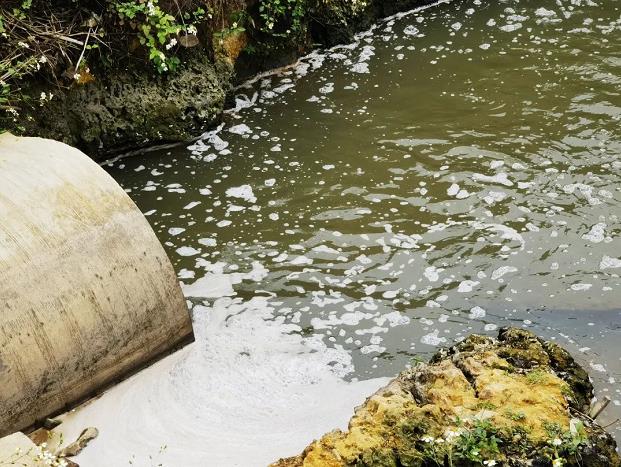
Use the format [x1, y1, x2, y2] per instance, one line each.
[272, 328, 620, 467]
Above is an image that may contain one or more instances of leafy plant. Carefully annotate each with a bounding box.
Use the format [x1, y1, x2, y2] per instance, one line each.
[258, 0, 306, 37]
[454, 420, 502, 463]
[525, 369, 548, 385]
[504, 409, 526, 421]
[213, 9, 248, 42]
[541, 419, 588, 466]
[112, 0, 203, 73]
[418, 420, 501, 466]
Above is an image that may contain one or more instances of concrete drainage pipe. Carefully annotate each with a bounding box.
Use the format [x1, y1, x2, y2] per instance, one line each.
[0, 134, 194, 436]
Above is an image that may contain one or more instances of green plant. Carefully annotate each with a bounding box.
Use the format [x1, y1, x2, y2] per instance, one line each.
[454, 420, 502, 464]
[0, 0, 92, 126]
[112, 0, 203, 73]
[475, 401, 498, 411]
[542, 419, 588, 466]
[525, 369, 548, 385]
[504, 409, 526, 421]
[258, 0, 306, 37]
[10, 0, 32, 19]
[213, 9, 248, 41]
[418, 420, 501, 466]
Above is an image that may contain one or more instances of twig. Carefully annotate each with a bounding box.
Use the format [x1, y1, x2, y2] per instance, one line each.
[44, 33, 84, 46]
[602, 418, 620, 430]
[74, 27, 92, 71]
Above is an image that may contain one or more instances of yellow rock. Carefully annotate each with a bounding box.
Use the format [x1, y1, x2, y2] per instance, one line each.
[271, 328, 620, 467]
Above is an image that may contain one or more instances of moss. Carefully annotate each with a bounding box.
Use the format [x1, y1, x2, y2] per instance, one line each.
[271, 328, 620, 467]
[18, 53, 231, 156]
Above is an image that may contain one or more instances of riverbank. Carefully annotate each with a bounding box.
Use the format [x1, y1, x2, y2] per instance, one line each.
[1, 0, 440, 159]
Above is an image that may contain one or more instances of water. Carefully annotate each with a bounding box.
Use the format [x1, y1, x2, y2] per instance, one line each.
[60, 0, 621, 464]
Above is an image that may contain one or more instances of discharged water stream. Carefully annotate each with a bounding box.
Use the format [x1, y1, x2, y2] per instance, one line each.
[58, 0, 621, 464]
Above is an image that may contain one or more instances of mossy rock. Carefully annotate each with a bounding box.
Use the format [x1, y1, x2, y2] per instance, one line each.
[271, 328, 619, 467]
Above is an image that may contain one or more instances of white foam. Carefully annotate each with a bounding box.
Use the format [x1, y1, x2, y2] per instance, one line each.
[582, 223, 606, 243]
[184, 201, 201, 210]
[535, 7, 556, 17]
[468, 306, 486, 319]
[600, 255, 621, 270]
[423, 266, 440, 282]
[472, 172, 513, 187]
[57, 296, 387, 467]
[176, 246, 201, 257]
[420, 330, 446, 346]
[226, 185, 257, 203]
[491, 266, 518, 281]
[457, 280, 480, 293]
[229, 124, 252, 135]
[198, 238, 217, 247]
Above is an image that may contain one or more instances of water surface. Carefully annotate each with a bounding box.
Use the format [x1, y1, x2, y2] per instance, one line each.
[63, 0, 621, 463]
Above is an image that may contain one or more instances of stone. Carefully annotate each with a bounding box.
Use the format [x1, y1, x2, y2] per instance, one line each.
[272, 328, 620, 467]
[57, 427, 99, 458]
[0, 432, 76, 467]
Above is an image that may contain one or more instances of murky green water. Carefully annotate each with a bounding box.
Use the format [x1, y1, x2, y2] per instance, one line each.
[107, 0, 621, 441]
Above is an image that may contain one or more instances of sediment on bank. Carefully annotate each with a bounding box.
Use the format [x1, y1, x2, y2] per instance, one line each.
[0, 0, 440, 159]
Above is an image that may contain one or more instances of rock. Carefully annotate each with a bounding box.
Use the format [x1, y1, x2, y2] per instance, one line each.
[0, 432, 39, 466]
[0, 431, 76, 467]
[56, 427, 99, 458]
[19, 54, 232, 159]
[272, 328, 620, 467]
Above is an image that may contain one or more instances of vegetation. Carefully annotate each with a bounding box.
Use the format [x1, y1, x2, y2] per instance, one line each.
[258, 0, 306, 37]
[0, 0, 320, 128]
[415, 417, 590, 467]
[112, 0, 206, 73]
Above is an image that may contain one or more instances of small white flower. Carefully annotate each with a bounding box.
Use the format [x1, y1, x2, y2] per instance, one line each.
[444, 429, 463, 441]
[166, 38, 177, 50]
[552, 438, 563, 446]
[421, 436, 435, 443]
[483, 461, 497, 466]
[146, 1, 156, 14]
[39, 55, 47, 63]
[73, 73, 81, 81]
[187, 25, 197, 35]
[18, 41, 30, 48]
